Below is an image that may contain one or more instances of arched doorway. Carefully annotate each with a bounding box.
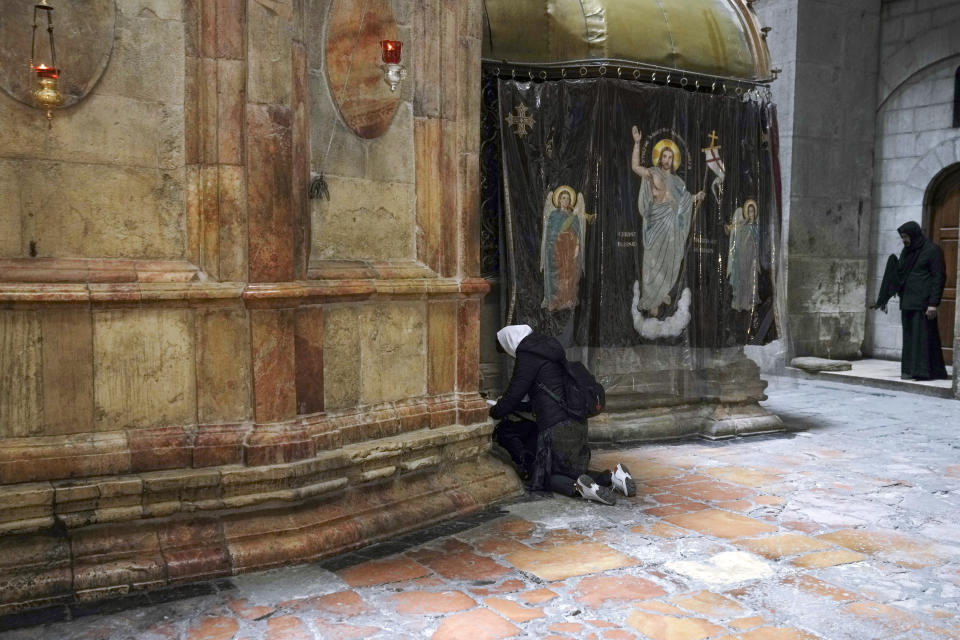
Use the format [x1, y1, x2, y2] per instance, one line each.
[925, 164, 960, 363]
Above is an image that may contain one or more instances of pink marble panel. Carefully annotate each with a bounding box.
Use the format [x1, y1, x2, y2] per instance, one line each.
[251, 308, 297, 423]
[295, 306, 324, 416]
[246, 104, 294, 283]
[216, 0, 245, 60]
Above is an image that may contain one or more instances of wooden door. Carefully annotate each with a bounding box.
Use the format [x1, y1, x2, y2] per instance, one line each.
[930, 179, 959, 363]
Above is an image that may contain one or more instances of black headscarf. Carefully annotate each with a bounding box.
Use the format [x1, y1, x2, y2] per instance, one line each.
[896, 221, 926, 285]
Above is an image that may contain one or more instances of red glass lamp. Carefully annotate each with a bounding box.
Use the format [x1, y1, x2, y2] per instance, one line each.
[30, 1, 63, 121]
[379, 40, 406, 91]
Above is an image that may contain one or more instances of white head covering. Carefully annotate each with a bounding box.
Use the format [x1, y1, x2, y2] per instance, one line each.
[496, 324, 533, 358]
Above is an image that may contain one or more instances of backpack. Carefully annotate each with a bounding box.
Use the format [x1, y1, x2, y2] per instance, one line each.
[539, 359, 606, 420]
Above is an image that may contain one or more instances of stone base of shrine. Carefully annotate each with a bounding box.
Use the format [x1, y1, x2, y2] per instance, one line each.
[0, 424, 522, 615]
[587, 346, 787, 443]
[588, 399, 785, 443]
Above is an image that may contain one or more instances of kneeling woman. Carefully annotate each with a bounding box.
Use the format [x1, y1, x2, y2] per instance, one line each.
[489, 324, 633, 505]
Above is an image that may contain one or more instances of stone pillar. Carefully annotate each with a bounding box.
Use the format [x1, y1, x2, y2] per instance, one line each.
[759, 0, 882, 359]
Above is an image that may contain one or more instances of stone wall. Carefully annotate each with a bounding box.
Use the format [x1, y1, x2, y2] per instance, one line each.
[865, 0, 960, 361]
[773, 0, 881, 359]
[0, 0, 187, 262]
[0, 0, 520, 613]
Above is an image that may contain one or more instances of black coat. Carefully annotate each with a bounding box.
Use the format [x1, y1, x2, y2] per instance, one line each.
[490, 332, 570, 431]
[899, 240, 946, 310]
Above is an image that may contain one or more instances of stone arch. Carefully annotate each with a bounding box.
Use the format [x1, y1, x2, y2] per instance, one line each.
[907, 138, 960, 192]
[878, 17, 960, 108]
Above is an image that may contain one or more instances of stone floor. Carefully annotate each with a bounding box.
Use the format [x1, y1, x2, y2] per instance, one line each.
[2, 376, 959, 640]
[788, 358, 954, 399]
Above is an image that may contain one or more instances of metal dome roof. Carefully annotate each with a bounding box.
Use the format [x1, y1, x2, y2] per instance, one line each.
[482, 0, 773, 83]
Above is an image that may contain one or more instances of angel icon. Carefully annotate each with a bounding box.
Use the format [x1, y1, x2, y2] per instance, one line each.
[540, 185, 594, 311]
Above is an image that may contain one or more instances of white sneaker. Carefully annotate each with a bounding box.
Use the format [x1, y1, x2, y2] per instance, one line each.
[576, 475, 617, 505]
[611, 463, 636, 497]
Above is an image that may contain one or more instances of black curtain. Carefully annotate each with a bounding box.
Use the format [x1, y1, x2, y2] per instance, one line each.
[487, 77, 780, 349]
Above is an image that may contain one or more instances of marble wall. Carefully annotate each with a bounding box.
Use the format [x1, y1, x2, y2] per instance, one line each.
[0, 0, 520, 612]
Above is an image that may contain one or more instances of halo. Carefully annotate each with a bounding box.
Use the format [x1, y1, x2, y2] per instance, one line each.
[743, 198, 758, 221]
[652, 139, 681, 171]
[551, 185, 577, 209]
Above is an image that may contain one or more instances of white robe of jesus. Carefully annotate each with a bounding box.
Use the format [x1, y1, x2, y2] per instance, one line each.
[637, 167, 693, 313]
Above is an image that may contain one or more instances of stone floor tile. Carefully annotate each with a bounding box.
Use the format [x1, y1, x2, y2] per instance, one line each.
[491, 518, 537, 539]
[338, 556, 430, 587]
[388, 590, 476, 614]
[534, 528, 590, 547]
[505, 542, 638, 581]
[438, 539, 473, 553]
[728, 616, 766, 630]
[141, 623, 179, 639]
[735, 533, 833, 560]
[817, 528, 955, 569]
[842, 601, 949, 637]
[633, 600, 689, 615]
[602, 631, 637, 639]
[714, 627, 820, 639]
[667, 590, 746, 618]
[265, 615, 314, 640]
[631, 522, 687, 538]
[713, 500, 755, 513]
[790, 549, 867, 569]
[542, 636, 568, 640]
[312, 620, 381, 639]
[406, 576, 446, 588]
[285, 590, 371, 617]
[667, 551, 774, 585]
[185, 616, 241, 640]
[754, 495, 786, 506]
[548, 621, 584, 634]
[651, 492, 700, 505]
[483, 596, 545, 622]
[411, 549, 511, 581]
[625, 610, 724, 640]
[430, 608, 520, 640]
[782, 520, 822, 534]
[474, 536, 530, 555]
[702, 467, 783, 489]
[671, 481, 755, 502]
[587, 619, 619, 627]
[647, 473, 718, 489]
[226, 597, 276, 620]
[780, 575, 860, 602]
[645, 501, 708, 517]
[469, 578, 525, 596]
[572, 575, 667, 608]
[665, 509, 778, 539]
[517, 587, 559, 603]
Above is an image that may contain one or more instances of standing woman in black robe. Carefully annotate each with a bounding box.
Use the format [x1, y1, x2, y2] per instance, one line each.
[872, 221, 949, 380]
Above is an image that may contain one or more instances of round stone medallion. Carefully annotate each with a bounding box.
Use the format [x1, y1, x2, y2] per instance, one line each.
[0, 0, 116, 109]
[324, 0, 402, 139]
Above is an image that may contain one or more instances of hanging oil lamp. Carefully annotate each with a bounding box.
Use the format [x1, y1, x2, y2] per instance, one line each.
[380, 40, 406, 92]
[30, 0, 63, 121]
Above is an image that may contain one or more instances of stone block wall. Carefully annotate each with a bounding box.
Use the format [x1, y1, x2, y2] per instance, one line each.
[0, 0, 520, 613]
[788, 0, 881, 359]
[756, 0, 882, 359]
[865, 0, 960, 360]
